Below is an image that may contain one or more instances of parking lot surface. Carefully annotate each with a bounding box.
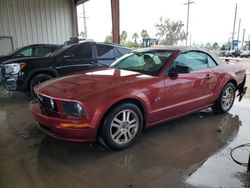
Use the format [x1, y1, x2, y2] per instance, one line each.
[0, 58, 250, 188]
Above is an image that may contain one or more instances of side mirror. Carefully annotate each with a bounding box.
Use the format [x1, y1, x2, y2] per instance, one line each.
[168, 65, 190, 76]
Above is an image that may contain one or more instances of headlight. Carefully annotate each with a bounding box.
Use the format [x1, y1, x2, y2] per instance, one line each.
[37, 95, 57, 111]
[62, 101, 85, 117]
[4, 63, 26, 74]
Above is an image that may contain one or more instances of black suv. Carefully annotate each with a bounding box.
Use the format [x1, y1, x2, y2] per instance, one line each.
[0, 44, 61, 64]
[1, 41, 131, 96]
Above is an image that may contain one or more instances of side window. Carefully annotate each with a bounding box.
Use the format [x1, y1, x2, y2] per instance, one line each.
[117, 47, 130, 55]
[75, 44, 92, 58]
[97, 44, 115, 59]
[114, 48, 122, 58]
[207, 55, 217, 68]
[63, 47, 76, 57]
[172, 51, 208, 71]
[16, 47, 32, 57]
[32, 47, 44, 56]
[40, 47, 55, 56]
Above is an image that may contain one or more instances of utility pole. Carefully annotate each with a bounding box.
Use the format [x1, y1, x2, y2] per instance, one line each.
[83, 3, 87, 39]
[237, 18, 241, 46]
[185, 0, 195, 46]
[231, 4, 237, 49]
[241, 28, 245, 49]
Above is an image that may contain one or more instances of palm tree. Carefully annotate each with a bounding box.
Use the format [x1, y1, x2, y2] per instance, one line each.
[141, 29, 149, 39]
[132, 33, 139, 43]
[120, 30, 128, 42]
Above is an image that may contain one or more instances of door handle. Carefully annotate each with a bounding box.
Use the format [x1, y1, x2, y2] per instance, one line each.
[206, 74, 213, 79]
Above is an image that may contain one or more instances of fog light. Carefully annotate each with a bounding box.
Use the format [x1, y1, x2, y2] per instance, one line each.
[58, 123, 89, 128]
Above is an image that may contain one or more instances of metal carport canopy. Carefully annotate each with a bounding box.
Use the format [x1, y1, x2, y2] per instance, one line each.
[75, 0, 120, 44]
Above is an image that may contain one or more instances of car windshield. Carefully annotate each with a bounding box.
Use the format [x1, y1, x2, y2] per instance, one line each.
[110, 50, 173, 75]
[48, 45, 71, 57]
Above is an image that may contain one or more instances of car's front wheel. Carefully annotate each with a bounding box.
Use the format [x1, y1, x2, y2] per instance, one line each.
[101, 103, 143, 150]
[29, 74, 53, 97]
[212, 82, 236, 114]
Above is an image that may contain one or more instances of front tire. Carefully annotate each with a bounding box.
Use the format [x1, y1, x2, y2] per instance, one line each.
[101, 103, 143, 150]
[212, 83, 236, 114]
[29, 74, 53, 97]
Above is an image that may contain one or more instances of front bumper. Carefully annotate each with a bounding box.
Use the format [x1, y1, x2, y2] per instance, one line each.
[238, 76, 247, 102]
[30, 100, 97, 142]
[1, 74, 25, 91]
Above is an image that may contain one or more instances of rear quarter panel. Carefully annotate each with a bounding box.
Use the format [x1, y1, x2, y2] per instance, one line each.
[211, 61, 246, 101]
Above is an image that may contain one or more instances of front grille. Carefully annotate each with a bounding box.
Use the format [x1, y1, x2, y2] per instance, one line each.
[37, 95, 58, 114]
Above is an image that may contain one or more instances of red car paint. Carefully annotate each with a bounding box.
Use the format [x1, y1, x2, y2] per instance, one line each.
[30, 47, 246, 142]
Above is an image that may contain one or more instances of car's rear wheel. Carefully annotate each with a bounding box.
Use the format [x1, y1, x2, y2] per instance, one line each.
[212, 82, 236, 114]
[29, 74, 53, 97]
[101, 103, 143, 150]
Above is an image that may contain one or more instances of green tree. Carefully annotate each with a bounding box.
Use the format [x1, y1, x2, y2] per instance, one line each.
[79, 31, 86, 39]
[220, 44, 226, 50]
[120, 30, 128, 42]
[141, 29, 149, 39]
[212, 42, 220, 50]
[132, 33, 139, 43]
[205, 42, 212, 50]
[124, 41, 140, 48]
[155, 17, 187, 45]
[244, 41, 250, 50]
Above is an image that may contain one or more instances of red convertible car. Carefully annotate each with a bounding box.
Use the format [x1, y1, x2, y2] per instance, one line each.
[30, 47, 247, 150]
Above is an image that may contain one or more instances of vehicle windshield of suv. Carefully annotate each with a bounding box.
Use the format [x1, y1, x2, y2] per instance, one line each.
[110, 51, 173, 75]
[7, 47, 24, 56]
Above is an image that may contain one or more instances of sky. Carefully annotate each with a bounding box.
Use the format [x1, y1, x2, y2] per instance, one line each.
[77, 0, 250, 46]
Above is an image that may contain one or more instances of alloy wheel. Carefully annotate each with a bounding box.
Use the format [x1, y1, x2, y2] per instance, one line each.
[221, 87, 235, 111]
[110, 109, 139, 145]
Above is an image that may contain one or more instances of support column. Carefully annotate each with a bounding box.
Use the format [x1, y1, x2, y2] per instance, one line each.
[71, 0, 79, 37]
[111, 0, 120, 44]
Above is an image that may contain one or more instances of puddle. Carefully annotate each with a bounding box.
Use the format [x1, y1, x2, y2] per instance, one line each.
[186, 100, 250, 187]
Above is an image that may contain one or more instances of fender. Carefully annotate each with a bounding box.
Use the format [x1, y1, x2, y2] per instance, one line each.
[91, 92, 150, 132]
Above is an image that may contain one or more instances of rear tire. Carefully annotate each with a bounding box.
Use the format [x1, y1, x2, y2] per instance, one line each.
[29, 74, 53, 97]
[212, 83, 236, 114]
[101, 103, 143, 150]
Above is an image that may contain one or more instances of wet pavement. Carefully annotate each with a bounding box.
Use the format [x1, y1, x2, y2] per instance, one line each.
[0, 85, 250, 188]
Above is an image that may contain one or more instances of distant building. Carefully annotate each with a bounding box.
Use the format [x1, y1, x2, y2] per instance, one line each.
[142, 38, 158, 47]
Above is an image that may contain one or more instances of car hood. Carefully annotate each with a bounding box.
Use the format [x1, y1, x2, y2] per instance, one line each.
[36, 68, 153, 100]
[2, 56, 53, 65]
[0, 55, 11, 64]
